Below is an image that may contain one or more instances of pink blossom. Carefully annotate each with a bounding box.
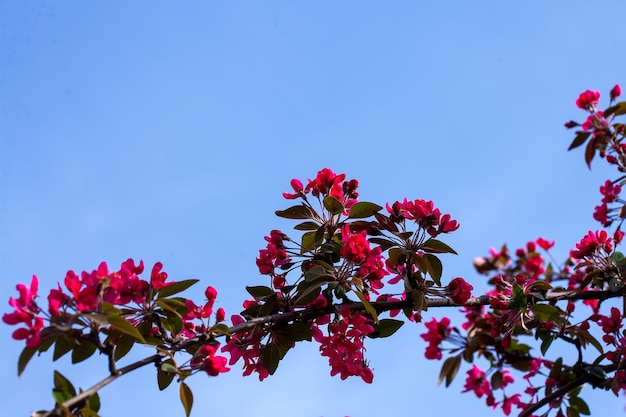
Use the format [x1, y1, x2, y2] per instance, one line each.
[576, 89, 600, 110]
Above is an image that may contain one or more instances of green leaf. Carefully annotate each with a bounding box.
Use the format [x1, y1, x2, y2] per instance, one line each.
[424, 254, 443, 286]
[86, 391, 101, 413]
[17, 346, 37, 377]
[584, 137, 596, 169]
[369, 319, 404, 338]
[531, 304, 560, 322]
[245, 285, 275, 298]
[261, 343, 281, 375]
[53, 335, 75, 361]
[323, 196, 344, 215]
[604, 101, 626, 117]
[566, 406, 580, 417]
[438, 355, 461, 387]
[211, 323, 231, 336]
[157, 363, 176, 390]
[568, 131, 591, 151]
[54, 370, 77, 397]
[281, 322, 314, 342]
[107, 314, 146, 343]
[511, 283, 527, 309]
[541, 334, 555, 356]
[304, 265, 330, 281]
[293, 280, 324, 306]
[569, 396, 590, 415]
[275, 205, 314, 220]
[179, 382, 194, 417]
[368, 237, 398, 251]
[155, 298, 186, 315]
[294, 221, 320, 231]
[353, 289, 379, 323]
[421, 238, 458, 255]
[71, 340, 97, 364]
[157, 279, 199, 298]
[114, 334, 135, 361]
[348, 202, 383, 219]
[576, 329, 604, 354]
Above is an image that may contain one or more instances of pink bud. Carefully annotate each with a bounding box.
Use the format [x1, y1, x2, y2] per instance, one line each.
[611, 84, 622, 101]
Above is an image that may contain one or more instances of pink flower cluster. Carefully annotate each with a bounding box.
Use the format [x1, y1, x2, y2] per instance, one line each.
[191, 343, 230, 376]
[314, 305, 374, 383]
[340, 224, 388, 287]
[283, 168, 359, 208]
[570, 230, 615, 260]
[446, 277, 473, 305]
[593, 180, 623, 227]
[385, 198, 459, 237]
[420, 316, 451, 360]
[221, 313, 269, 381]
[3, 275, 43, 348]
[256, 230, 292, 277]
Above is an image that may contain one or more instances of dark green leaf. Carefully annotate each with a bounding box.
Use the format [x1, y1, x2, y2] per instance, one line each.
[569, 396, 590, 415]
[304, 265, 330, 282]
[531, 304, 560, 322]
[421, 238, 458, 255]
[179, 382, 194, 417]
[348, 202, 383, 219]
[369, 319, 404, 338]
[424, 254, 443, 286]
[354, 289, 379, 323]
[300, 231, 317, 252]
[157, 279, 199, 298]
[584, 137, 596, 169]
[275, 205, 314, 220]
[114, 334, 135, 361]
[53, 335, 75, 361]
[245, 285, 274, 298]
[161, 311, 184, 335]
[54, 370, 77, 397]
[86, 391, 101, 413]
[566, 406, 580, 417]
[157, 366, 175, 391]
[576, 329, 603, 354]
[71, 340, 97, 364]
[293, 281, 323, 306]
[261, 343, 281, 375]
[18, 346, 37, 377]
[368, 237, 398, 251]
[540, 334, 554, 356]
[604, 101, 626, 117]
[107, 314, 146, 343]
[323, 196, 344, 215]
[211, 323, 231, 336]
[491, 370, 503, 390]
[438, 355, 461, 387]
[294, 221, 320, 231]
[281, 322, 314, 342]
[568, 131, 591, 151]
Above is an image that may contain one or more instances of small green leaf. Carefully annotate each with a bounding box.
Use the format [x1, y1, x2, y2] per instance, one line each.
[107, 314, 146, 343]
[245, 285, 275, 298]
[157, 366, 175, 391]
[569, 396, 590, 415]
[424, 254, 443, 286]
[54, 370, 77, 397]
[71, 340, 97, 364]
[491, 370, 503, 390]
[353, 289, 379, 323]
[53, 335, 75, 361]
[421, 238, 458, 255]
[86, 391, 101, 413]
[114, 334, 135, 361]
[369, 319, 404, 338]
[348, 202, 383, 219]
[18, 346, 37, 377]
[566, 406, 580, 417]
[323, 196, 344, 215]
[568, 131, 591, 151]
[161, 361, 179, 374]
[179, 382, 194, 417]
[604, 101, 626, 117]
[211, 323, 231, 336]
[531, 304, 560, 322]
[157, 279, 199, 298]
[584, 137, 596, 169]
[293, 280, 324, 306]
[294, 221, 320, 231]
[275, 205, 314, 220]
[261, 343, 281, 375]
[541, 334, 555, 356]
[438, 355, 461, 387]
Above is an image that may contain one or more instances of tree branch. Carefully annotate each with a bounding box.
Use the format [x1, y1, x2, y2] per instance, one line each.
[38, 287, 624, 416]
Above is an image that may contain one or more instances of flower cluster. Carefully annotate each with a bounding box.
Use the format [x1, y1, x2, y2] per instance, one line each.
[420, 316, 451, 360]
[256, 230, 292, 277]
[283, 167, 359, 209]
[385, 198, 459, 237]
[3, 275, 43, 348]
[593, 179, 623, 227]
[314, 306, 374, 383]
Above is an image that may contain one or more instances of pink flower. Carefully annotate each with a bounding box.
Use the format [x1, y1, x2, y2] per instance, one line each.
[420, 316, 451, 360]
[611, 84, 622, 101]
[446, 277, 473, 304]
[282, 178, 304, 199]
[536, 237, 555, 250]
[340, 224, 371, 264]
[150, 262, 172, 289]
[462, 365, 492, 398]
[570, 230, 613, 259]
[576, 89, 600, 110]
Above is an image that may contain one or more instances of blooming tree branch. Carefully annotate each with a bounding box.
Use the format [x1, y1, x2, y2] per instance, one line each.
[5, 84, 626, 417]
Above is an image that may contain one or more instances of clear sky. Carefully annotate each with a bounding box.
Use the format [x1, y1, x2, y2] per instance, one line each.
[2, 2, 626, 416]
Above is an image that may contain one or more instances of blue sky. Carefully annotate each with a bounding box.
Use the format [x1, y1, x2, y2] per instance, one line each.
[2, 1, 626, 416]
